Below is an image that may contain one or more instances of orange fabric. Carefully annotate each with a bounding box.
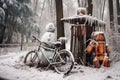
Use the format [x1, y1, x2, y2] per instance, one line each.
[87, 41, 106, 61]
[86, 32, 111, 67]
[104, 58, 110, 67]
[86, 43, 94, 53]
[95, 41, 105, 61]
[97, 56, 104, 61]
[95, 41, 105, 55]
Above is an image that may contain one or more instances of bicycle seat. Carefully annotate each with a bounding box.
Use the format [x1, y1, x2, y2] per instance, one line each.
[53, 41, 62, 48]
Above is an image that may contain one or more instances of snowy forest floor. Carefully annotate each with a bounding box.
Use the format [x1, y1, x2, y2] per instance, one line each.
[0, 51, 120, 80]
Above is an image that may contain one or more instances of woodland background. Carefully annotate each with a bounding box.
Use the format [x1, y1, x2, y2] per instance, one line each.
[0, 0, 120, 52]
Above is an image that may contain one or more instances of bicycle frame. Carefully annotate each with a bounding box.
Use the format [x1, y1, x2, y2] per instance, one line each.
[33, 36, 64, 69]
[40, 45, 65, 68]
[24, 36, 74, 74]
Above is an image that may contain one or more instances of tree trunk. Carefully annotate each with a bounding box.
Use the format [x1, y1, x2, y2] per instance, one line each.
[6, 16, 16, 43]
[113, 0, 118, 32]
[21, 34, 24, 51]
[87, 0, 93, 15]
[108, 0, 114, 30]
[34, 0, 38, 13]
[0, 24, 5, 44]
[77, 0, 80, 7]
[55, 0, 64, 39]
[0, 6, 8, 44]
[117, 0, 120, 25]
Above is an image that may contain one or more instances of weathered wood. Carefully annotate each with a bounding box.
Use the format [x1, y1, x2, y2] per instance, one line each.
[70, 25, 86, 64]
[62, 8, 106, 64]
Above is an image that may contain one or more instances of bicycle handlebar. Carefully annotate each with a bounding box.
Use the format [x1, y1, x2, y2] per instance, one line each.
[32, 36, 36, 39]
[32, 36, 41, 43]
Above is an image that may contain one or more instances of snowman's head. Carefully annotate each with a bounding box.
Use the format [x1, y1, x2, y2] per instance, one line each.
[46, 23, 55, 32]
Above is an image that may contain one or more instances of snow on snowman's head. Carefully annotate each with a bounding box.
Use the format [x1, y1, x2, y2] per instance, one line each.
[46, 23, 55, 32]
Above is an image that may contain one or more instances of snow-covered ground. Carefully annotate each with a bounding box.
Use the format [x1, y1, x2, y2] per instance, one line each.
[0, 51, 120, 80]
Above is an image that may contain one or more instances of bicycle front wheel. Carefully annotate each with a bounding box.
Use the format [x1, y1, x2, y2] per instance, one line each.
[54, 49, 74, 74]
[24, 51, 40, 67]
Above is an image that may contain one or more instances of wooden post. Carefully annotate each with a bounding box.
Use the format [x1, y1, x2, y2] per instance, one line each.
[70, 24, 86, 64]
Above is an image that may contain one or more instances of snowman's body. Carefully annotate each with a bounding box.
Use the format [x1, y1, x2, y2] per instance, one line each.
[41, 32, 56, 43]
[40, 23, 57, 66]
[41, 23, 57, 43]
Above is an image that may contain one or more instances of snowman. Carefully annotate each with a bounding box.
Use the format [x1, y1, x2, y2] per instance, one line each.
[41, 23, 57, 45]
[40, 23, 57, 65]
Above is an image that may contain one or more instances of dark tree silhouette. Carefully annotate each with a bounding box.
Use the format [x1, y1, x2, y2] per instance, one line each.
[55, 0, 64, 39]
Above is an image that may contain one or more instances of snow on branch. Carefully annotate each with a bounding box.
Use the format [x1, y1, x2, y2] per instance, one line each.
[61, 15, 106, 27]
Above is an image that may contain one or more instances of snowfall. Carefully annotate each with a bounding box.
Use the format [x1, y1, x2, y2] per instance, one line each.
[0, 50, 120, 80]
[0, 26, 120, 80]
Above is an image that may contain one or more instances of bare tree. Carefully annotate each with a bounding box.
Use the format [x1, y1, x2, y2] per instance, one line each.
[34, 0, 39, 13]
[117, 0, 120, 25]
[77, 0, 80, 7]
[87, 0, 93, 15]
[55, 0, 64, 39]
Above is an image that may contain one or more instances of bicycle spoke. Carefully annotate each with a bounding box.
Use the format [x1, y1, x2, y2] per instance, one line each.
[31, 53, 37, 62]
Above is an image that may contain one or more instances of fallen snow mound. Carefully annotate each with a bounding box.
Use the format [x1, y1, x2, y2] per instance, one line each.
[0, 51, 120, 80]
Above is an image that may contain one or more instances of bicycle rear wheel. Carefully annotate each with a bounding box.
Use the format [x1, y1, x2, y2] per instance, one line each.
[54, 49, 74, 74]
[24, 51, 40, 67]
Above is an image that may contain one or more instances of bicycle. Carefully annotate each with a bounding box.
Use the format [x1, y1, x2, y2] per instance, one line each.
[24, 36, 75, 74]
